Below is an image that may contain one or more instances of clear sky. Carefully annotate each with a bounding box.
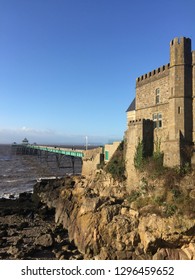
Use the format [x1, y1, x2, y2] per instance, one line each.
[0, 0, 195, 145]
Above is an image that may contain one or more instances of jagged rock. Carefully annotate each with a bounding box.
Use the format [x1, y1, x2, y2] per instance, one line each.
[19, 192, 32, 202]
[7, 246, 19, 257]
[138, 214, 195, 253]
[189, 190, 195, 199]
[69, 253, 83, 260]
[0, 239, 6, 246]
[115, 241, 126, 251]
[79, 197, 102, 215]
[31, 173, 195, 260]
[55, 251, 64, 259]
[14, 237, 24, 247]
[35, 233, 54, 247]
[120, 207, 129, 215]
[17, 222, 29, 230]
[153, 248, 189, 260]
[181, 242, 195, 260]
[0, 252, 9, 259]
[0, 230, 8, 238]
[0, 224, 8, 230]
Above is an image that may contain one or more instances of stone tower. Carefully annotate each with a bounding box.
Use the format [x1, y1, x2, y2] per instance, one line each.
[169, 37, 192, 143]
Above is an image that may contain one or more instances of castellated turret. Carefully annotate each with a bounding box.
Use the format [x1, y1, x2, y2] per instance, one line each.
[169, 37, 192, 143]
[125, 37, 195, 187]
[170, 37, 192, 66]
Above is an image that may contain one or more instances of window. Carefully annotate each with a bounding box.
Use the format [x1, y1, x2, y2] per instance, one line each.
[153, 114, 157, 128]
[155, 88, 160, 104]
[158, 113, 162, 127]
[105, 151, 109, 161]
[153, 113, 162, 128]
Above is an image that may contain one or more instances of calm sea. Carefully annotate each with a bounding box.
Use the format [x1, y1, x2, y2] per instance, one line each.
[0, 144, 82, 199]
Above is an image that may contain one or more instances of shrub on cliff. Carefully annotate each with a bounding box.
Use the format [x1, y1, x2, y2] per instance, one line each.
[105, 141, 126, 181]
[134, 136, 164, 176]
[134, 139, 144, 170]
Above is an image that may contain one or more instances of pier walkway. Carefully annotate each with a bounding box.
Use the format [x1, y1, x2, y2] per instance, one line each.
[12, 143, 102, 176]
[12, 141, 121, 176]
[24, 145, 84, 158]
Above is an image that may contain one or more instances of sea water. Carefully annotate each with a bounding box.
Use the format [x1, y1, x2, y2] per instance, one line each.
[0, 144, 82, 199]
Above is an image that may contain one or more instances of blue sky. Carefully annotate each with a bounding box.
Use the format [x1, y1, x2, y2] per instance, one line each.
[0, 0, 195, 145]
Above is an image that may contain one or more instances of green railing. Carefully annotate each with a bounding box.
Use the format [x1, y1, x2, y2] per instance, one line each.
[27, 145, 84, 158]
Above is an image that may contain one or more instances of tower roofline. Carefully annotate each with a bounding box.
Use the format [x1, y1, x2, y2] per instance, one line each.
[170, 37, 191, 46]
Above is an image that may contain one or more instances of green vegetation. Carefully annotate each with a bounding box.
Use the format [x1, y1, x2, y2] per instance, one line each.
[134, 137, 164, 177]
[134, 138, 144, 170]
[127, 190, 141, 203]
[153, 136, 162, 159]
[105, 141, 126, 181]
[133, 137, 191, 179]
[164, 204, 177, 217]
[104, 136, 194, 218]
[126, 172, 195, 218]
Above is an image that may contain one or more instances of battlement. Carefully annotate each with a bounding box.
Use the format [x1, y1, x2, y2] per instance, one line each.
[170, 37, 192, 66]
[170, 37, 191, 47]
[128, 118, 153, 126]
[136, 37, 192, 85]
[136, 63, 170, 83]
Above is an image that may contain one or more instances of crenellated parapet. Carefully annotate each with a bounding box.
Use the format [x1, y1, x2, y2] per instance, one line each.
[128, 118, 153, 127]
[170, 36, 191, 47]
[136, 63, 170, 86]
[170, 37, 192, 66]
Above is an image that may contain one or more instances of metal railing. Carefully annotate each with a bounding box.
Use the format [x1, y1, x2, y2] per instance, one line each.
[25, 145, 84, 158]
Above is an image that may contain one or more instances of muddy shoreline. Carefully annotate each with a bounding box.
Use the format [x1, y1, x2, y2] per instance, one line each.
[0, 191, 83, 260]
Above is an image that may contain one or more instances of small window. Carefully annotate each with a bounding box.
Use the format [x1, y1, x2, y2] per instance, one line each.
[155, 88, 160, 104]
[153, 114, 157, 128]
[158, 113, 162, 128]
[153, 113, 162, 128]
[105, 151, 109, 161]
[178, 107, 181, 114]
[153, 114, 157, 121]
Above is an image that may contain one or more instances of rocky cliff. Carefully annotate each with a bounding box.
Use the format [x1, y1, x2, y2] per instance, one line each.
[34, 169, 195, 260]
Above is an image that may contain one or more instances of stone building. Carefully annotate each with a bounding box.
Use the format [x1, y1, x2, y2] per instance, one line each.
[125, 37, 195, 184]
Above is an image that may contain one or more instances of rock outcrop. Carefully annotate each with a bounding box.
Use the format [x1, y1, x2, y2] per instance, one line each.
[34, 171, 195, 260]
[0, 191, 83, 260]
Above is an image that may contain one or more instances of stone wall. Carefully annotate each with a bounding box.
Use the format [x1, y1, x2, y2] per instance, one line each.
[135, 67, 174, 165]
[127, 110, 136, 124]
[104, 141, 121, 162]
[136, 68, 170, 110]
[82, 147, 104, 176]
[125, 119, 153, 188]
[125, 120, 142, 188]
